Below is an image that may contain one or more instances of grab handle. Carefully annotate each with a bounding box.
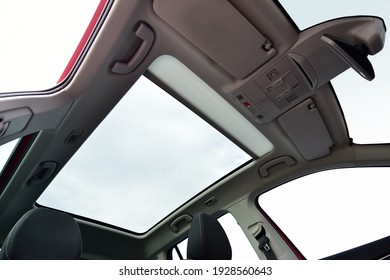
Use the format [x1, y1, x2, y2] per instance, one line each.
[112, 22, 155, 74]
[28, 161, 57, 186]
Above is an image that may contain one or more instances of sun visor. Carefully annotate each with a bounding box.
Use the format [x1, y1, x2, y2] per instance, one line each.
[278, 99, 333, 160]
[153, 0, 276, 79]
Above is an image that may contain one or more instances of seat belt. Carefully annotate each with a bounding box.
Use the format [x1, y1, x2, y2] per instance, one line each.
[255, 226, 277, 260]
[174, 245, 184, 260]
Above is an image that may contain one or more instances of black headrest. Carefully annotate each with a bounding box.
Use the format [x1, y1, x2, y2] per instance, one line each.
[187, 213, 232, 260]
[0, 208, 82, 260]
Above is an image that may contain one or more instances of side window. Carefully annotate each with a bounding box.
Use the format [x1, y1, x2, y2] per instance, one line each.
[258, 167, 390, 259]
[172, 213, 258, 260]
[0, 139, 19, 171]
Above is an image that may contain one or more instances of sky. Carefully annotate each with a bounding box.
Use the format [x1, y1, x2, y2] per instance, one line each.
[0, 0, 100, 93]
[0, 0, 389, 260]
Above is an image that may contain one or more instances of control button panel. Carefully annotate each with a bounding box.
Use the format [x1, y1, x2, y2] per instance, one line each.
[233, 56, 313, 122]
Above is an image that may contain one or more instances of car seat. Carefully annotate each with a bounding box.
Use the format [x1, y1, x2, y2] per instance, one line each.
[187, 212, 232, 260]
[0, 208, 82, 260]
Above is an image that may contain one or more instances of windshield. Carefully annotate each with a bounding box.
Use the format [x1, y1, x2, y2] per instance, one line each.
[0, 0, 102, 93]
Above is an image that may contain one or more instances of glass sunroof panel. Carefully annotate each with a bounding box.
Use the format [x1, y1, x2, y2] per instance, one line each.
[37, 75, 252, 233]
[279, 0, 390, 144]
[0, 0, 102, 93]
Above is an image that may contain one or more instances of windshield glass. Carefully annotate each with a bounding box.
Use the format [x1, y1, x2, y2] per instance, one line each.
[0, 0, 102, 93]
[280, 0, 390, 144]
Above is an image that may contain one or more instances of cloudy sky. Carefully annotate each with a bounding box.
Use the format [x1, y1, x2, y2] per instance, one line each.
[37, 74, 251, 232]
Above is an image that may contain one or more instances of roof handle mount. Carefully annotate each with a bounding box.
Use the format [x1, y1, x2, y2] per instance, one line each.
[170, 214, 193, 233]
[112, 22, 155, 74]
[259, 156, 296, 177]
[27, 161, 57, 186]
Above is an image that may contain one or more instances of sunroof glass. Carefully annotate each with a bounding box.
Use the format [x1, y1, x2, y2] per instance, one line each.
[37, 75, 252, 233]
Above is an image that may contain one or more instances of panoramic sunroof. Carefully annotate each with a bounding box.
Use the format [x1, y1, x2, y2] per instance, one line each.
[37, 68, 256, 233]
[280, 0, 390, 144]
[0, 0, 103, 93]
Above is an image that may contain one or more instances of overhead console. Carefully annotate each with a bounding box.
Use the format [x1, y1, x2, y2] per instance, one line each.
[233, 16, 386, 122]
[153, 0, 385, 123]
